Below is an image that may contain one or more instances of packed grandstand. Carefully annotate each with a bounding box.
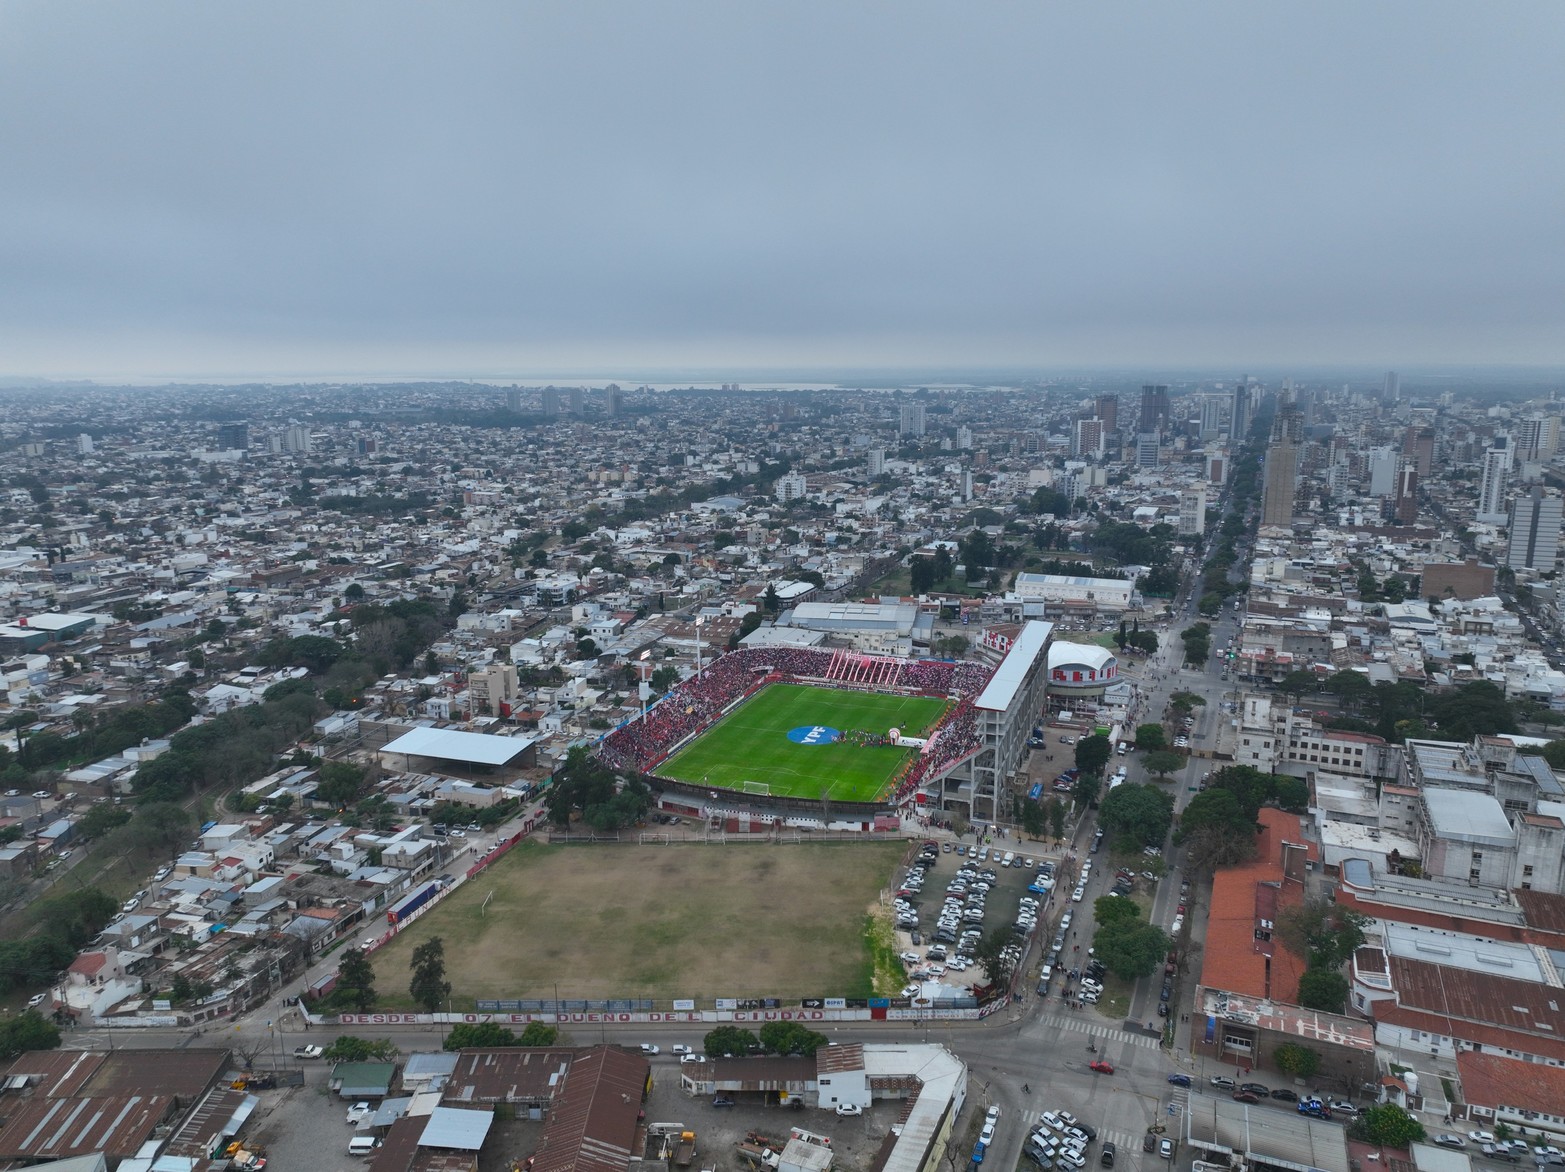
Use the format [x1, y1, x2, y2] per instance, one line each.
[597, 646, 995, 808]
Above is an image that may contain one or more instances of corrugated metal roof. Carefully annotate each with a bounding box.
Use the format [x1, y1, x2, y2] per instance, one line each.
[381, 727, 536, 766]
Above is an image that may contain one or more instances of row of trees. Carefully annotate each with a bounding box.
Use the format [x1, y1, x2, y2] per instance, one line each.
[545, 746, 653, 832]
[1097, 783, 1175, 848]
[1091, 897, 1172, 979]
[1274, 672, 1519, 745]
[1180, 622, 1212, 667]
[703, 1021, 829, 1058]
[1017, 794, 1068, 841]
[1175, 765, 1308, 873]
[0, 887, 119, 996]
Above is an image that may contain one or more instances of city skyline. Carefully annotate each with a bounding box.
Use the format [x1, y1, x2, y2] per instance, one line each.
[3, 2, 1564, 379]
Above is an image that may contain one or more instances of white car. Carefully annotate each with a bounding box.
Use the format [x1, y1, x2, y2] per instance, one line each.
[900, 984, 921, 997]
[638, 1043, 660, 1055]
[986, 1105, 1001, 1123]
[835, 1103, 864, 1116]
[26, 993, 47, 1009]
[980, 1119, 997, 1145]
[153, 865, 171, 881]
[679, 1052, 705, 1064]
[1071, 886, 1086, 902]
[345, 1101, 373, 1125]
[1058, 1153, 1087, 1169]
[1468, 1131, 1495, 1145]
[670, 1044, 693, 1056]
[899, 951, 921, 965]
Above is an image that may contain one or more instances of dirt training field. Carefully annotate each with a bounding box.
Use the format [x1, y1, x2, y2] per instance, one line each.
[370, 840, 907, 1006]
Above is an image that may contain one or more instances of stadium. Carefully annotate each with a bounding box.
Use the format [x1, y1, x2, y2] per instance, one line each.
[598, 620, 1055, 827]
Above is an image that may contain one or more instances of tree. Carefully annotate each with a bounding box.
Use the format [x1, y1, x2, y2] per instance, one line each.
[1094, 895, 1143, 928]
[77, 803, 132, 840]
[1142, 751, 1185, 782]
[520, 1021, 558, 1046]
[1134, 723, 1166, 751]
[974, 927, 1018, 988]
[1072, 771, 1101, 808]
[703, 1026, 759, 1057]
[910, 557, 936, 594]
[1047, 797, 1066, 841]
[321, 1035, 399, 1062]
[1074, 734, 1112, 779]
[759, 1021, 827, 1056]
[1277, 899, 1368, 969]
[1296, 966, 1349, 1012]
[316, 760, 367, 807]
[651, 665, 680, 694]
[1358, 1103, 1426, 1149]
[1129, 629, 1159, 655]
[0, 1011, 61, 1060]
[1205, 765, 1271, 820]
[128, 802, 192, 858]
[409, 937, 451, 1013]
[1324, 670, 1373, 713]
[1018, 798, 1046, 840]
[1272, 1042, 1321, 1079]
[1180, 789, 1259, 872]
[1098, 783, 1175, 846]
[1538, 740, 1565, 769]
[1093, 918, 1171, 980]
[1279, 670, 1319, 702]
[444, 1022, 519, 1049]
[335, 950, 377, 1011]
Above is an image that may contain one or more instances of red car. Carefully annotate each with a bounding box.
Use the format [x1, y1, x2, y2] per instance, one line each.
[1089, 1061, 1115, 1074]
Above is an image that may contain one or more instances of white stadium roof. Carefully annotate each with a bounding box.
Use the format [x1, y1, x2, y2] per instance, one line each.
[381, 727, 536, 766]
[975, 620, 1053, 712]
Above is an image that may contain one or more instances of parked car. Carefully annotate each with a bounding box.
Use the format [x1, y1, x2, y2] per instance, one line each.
[26, 993, 46, 1008]
[1159, 1139, 1174, 1160]
[1270, 1088, 1297, 1102]
[638, 1043, 660, 1055]
[670, 1044, 693, 1056]
[712, 1097, 735, 1107]
[1431, 1135, 1466, 1149]
[836, 1103, 864, 1116]
[345, 1101, 373, 1125]
[1239, 1083, 1269, 1097]
[1468, 1132, 1496, 1145]
[1231, 1092, 1260, 1104]
[1209, 1076, 1235, 1089]
[1143, 1134, 1158, 1153]
[293, 1044, 323, 1059]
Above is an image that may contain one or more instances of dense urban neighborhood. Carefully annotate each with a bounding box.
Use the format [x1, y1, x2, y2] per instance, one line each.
[1, 375, 1565, 1172]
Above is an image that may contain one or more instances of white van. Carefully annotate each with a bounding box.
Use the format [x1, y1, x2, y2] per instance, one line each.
[348, 1136, 381, 1156]
[1002, 851, 1016, 867]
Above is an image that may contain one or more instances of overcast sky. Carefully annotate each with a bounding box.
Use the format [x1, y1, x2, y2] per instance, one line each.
[2, 2, 1562, 380]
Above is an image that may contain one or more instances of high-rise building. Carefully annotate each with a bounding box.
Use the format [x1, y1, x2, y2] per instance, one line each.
[1139, 385, 1170, 432]
[1179, 483, 1207, 536]
[774, 472, 808, 502]
[605, 384, 624, 416]
[1390, 461, 1419, 526]
[542, 387, 561, 416]
[1261, 440, 1298, 528]
[1199, 395, 1227, 440]
[282, 425, 310, 453]
[1477, 442, 1512, 523]
[1206, 451, 1227, 485]
[1134, 433, 1160, 469]
[1231, 380, 1251, 440]
[1073, 418, 1105, 459]
[899, 402, 927, 437]
[1094, 394, 1119, 434]
[506, 387, 522, 412]
[1507, 487, 1564, 571]
[77, 433, 94, 455]
[217, 422, 249, 451]
[954, 425, 973, 450]
[568, 387, 585, 415]
[1384, 371, 1401, 399]
[1368, 447, 1399, 497]
[867, 449, 886, 477]
[1402, 426, 1436, 477]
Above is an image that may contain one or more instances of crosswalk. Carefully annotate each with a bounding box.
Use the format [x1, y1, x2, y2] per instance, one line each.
[1038, 1012, 1163, 1051]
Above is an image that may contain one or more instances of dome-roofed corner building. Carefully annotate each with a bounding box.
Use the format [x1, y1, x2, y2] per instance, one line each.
[1046, 641, 1119, 699]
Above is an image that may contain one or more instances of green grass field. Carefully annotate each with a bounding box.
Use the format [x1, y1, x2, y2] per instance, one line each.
[371, 840, 906, 1004]
[657, 683, 949, 803]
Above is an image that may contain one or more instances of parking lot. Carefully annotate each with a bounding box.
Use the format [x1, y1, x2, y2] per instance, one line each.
[891, 840, 1065, 996]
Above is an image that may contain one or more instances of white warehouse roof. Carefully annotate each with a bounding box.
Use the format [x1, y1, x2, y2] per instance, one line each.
[381, 727, 536, 767]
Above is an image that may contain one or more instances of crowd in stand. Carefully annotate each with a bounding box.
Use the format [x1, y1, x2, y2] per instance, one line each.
[599, 646, 992, 788]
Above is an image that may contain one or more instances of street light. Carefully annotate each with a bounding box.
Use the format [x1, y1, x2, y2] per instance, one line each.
[694, 615, 705, 678]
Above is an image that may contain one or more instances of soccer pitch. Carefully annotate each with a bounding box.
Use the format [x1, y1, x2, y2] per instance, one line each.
[657, 683, 950, 803]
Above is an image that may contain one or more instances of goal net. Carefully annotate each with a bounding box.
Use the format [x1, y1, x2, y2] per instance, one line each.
[740, 781, 771, 796]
